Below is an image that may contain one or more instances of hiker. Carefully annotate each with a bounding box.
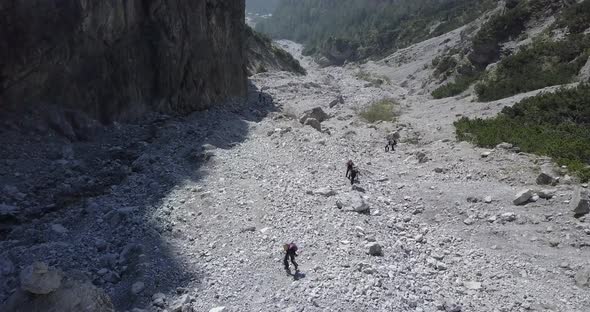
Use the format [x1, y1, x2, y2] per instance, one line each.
[349, 166, 359, 185]
[345, 160, 354, 179]
[385, 138, 397, 152]
[283, 243, 299, 271]
[258, 93, 263, 103]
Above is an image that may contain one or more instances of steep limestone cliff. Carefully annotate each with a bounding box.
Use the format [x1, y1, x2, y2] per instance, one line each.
[0, 0, 247, 123]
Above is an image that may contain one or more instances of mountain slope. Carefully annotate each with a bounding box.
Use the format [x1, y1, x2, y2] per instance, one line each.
[256, 0, 495, 64]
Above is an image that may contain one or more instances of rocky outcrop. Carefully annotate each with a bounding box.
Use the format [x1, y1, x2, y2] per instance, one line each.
[0, 0, 248, 123]
[245, 26, 306, 76]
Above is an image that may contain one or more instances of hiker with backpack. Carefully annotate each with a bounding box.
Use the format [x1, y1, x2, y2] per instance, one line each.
[385, 138, 397, 152]
[283, 242, 299, 271]
[345, 160, 354, 179]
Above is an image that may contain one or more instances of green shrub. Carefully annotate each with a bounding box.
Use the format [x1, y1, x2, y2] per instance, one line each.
[475, 34, 590, 101]
[455, 84, 590, 181]
[434, 56, 458, 77]
[432, 74, 479, 99]
[360, 98, 398, 123]
[557, 0, 590, 34]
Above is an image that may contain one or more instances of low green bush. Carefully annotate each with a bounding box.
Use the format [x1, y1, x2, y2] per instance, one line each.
[455, 85, 590, 181]
[557, 0, 590, 34]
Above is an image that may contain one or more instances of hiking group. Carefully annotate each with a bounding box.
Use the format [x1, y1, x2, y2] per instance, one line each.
[283, 135, 397, 274]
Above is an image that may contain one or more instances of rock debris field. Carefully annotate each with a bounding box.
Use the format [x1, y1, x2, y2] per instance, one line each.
[1, 40, 590, 312]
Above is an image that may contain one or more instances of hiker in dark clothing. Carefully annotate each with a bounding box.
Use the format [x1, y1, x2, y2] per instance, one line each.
[283, 243, 299, 271]
[258, 92, 263, 103]
[385, 138, 397, 152]
[349, 167, 359, 185]
[345, 160, 354, 179]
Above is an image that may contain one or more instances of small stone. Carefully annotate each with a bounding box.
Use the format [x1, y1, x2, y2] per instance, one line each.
[549, 239, 560, 247]
[481, 151, 491, 158]
[20, 262, 62, 295]
[484, 196, 492, 203]
[51, 223, 68, 234]
[536, 172, 559, 186]
[414, 234, 425, 243]
[559, 262, 571, 269]
[209, 307, 226, 312]
[571, 188, 590, 218]
[496, 142, 513, 150]
[132, 281, 145, 295]
[366, 242, 383, 256]
[434, 167, 444, 173]
[538, 189, 556, 199]
[463, 281, 482, 290]
[513, 189, 534, 205]
[304, 118, 322, 132]
[466, 196, 479, 203]
[170, 294, 190, 312]
[352, 185, 366, 193]
[313, 187, 336, 197]
[152, 293, 166, 307]
[95, 239, 108, 251]
[574, 268, 590, 287]
[463, 218, 475, 225]
[500, 212, 516, 222]
[103, 270, 120, 283]
[240, 226, 256, 233]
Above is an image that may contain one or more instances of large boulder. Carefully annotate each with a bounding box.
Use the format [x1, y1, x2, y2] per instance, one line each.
[513, 189, 534, 206]
[0, 204, 20, 221]
[575, 268, 590, 287]
[304, 118, 322, 132]
[572, 188, 590, 218]
[299, 107, 329, 124]
[536, 172, 559, 186]
[336, 193, 370, 213]
[366, 242, 383, 256]
[329, 95, 345, 108]
[20, 262, 62, 295]
[2, 264, 114, 312]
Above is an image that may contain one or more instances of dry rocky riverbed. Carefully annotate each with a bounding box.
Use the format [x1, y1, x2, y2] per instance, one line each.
[1, 39, 590, 312]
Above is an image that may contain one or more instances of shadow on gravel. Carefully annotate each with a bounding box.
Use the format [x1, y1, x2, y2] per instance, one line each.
[0, 80, 276, 309]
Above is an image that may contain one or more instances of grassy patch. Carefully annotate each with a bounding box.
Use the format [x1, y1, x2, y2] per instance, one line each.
[475, 34, 590, 101]
[454, 84, 590, 181]
[359, 98, 398, 123]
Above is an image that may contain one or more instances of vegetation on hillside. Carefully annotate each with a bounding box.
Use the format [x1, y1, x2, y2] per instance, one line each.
[455, 84, 590, 181]
[256, 0, 495, 63]
[475, 34, 590, 101]
[432, 0, 583, 100]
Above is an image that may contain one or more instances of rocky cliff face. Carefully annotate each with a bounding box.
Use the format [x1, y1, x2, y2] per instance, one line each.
[0, 0, 247, 123]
